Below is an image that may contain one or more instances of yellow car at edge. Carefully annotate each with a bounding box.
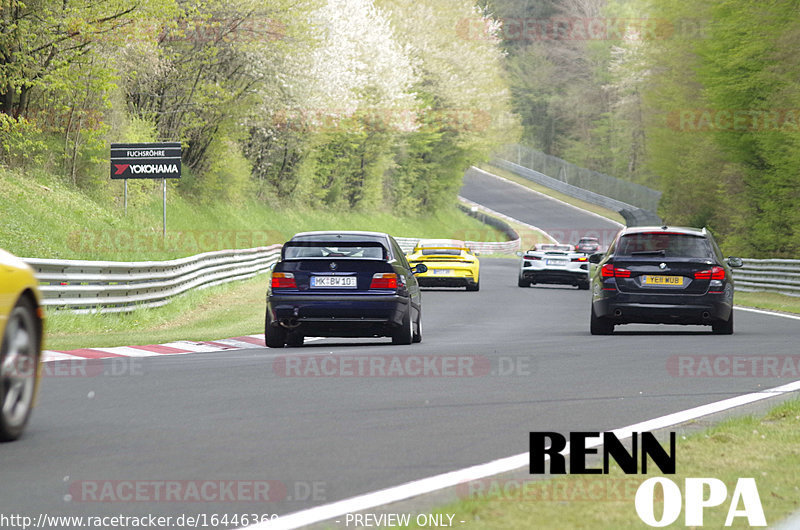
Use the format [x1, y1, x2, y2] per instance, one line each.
[0, 248, 44, 442]
[406, 239, 480, 291]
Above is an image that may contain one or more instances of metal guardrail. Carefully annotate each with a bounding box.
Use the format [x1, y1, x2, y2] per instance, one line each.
[489, 159, 662, 227]
[498, 144, 662, 212]
[24, 231, 521, 313]
[24, 246, 282, 314]
[731, 259, 800, 296]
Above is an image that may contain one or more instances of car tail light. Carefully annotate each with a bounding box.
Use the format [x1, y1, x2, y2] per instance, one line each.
[601, 264, 631, 278]
[370, 273, 398, 289]
[694, 266, 725, 280]
[571, 256, 588, 262]
[528, 256, 541, 260]
[271, 272, 296, 288]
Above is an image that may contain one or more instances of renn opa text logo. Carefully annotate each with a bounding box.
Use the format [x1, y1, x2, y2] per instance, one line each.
[529, 431, 765, 527]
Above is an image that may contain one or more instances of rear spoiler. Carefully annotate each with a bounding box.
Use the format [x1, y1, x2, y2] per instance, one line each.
[415, 246, 470, 251]
[281, 240, 389, 260]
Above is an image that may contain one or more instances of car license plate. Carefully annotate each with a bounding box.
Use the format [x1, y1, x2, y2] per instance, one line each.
[643, 275, 684, 286]
[545, 259, 567, 266]
[433, 269, 452, 275]
[311, 275, 357, 288]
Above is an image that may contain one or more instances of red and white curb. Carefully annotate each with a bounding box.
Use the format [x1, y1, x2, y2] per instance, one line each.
[42, 335, 269, 363]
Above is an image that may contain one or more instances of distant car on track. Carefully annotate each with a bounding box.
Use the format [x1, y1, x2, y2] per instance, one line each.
[265, 231, 426, 347]
[518, 243, 590, 289]
[575, 236, 601, 254]
[0, 248, 44, 442]
[406, 239, 480, 291]
[588, 226, 743, 335]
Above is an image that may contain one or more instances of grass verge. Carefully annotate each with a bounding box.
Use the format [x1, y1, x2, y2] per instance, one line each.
[735, 291, 800, 315]
[478, 163, 627, 225]
[409, 398, 800, 529]
[0, 167, 505, 261]
[44, 273, 269, 351]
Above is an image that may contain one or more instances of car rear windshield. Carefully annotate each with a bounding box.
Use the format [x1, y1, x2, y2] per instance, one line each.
[616, 233, 713, 258]
[536, 245, 573, 252]
[420, 248, 462, 256]
[283, 244, 386, 259]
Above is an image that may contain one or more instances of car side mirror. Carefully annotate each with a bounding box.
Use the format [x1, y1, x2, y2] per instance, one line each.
[726, 257, 743, 268]
[515, 251, 523, 257]
[473, 251, 481, 257]
[412, 263, 428, 274]
[588, 253, 604, 264]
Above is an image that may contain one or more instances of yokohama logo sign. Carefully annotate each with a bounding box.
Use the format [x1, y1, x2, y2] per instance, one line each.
[110, 142, 182, 179]
[113, 163, 179, 176]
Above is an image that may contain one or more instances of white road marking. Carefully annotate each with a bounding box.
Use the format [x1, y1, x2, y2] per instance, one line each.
[244, 378, 800, 530]
[160, 341, 223, 353]
[41, 351, 80, 362]
[89, 346, 164, 358]
[213, 338, 266, 349]
[735, 305, 800, 322]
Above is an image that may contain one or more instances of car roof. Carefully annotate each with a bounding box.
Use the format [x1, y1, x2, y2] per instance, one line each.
[619, 226, 707, 237]
[579, 237, 599, 241]
[290, 230, 391, 242]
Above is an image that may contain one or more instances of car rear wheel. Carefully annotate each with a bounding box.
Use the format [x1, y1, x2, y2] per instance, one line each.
[590, 305, 614, 335]
[578, 280, 590, 290]
[712, 311, 734, 335]
[286, 331, 304, 347]
[392, 307, 414, 345]
[412, 308, 422, 343]
[518, 275, 529, 287]
[1, 298, 40, 442]
[466, 278, 480, 291]
[265, 311, 287, 348]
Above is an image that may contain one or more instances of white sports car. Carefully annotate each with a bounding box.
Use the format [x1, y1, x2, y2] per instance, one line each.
[518, 243, 590, 289]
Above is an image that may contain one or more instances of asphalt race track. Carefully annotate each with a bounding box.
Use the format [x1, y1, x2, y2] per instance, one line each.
[2, 171, 799, 528]
[460, 167, 622, 246]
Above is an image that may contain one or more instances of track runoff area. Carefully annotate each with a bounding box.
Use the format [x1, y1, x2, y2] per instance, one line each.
[247, 170, 800, 529]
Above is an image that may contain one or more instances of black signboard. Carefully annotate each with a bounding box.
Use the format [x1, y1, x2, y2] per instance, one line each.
[110, 142, 182, 179]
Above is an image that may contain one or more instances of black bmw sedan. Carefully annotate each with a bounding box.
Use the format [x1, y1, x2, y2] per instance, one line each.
[589, 226, 743, 335]
[265, 231, 426, 347]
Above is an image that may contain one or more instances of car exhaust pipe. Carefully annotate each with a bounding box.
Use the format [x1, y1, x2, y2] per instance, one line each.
[702, 311, 711, 320]
[614, 309, 623, 317]
[280, 318, 300, 329]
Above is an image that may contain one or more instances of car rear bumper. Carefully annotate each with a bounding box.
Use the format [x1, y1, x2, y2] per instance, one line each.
[593, 291, 733, 324]
[268, 293, 409, 336]
[522, 268, 588, 285]
[417, 276, 475, 287]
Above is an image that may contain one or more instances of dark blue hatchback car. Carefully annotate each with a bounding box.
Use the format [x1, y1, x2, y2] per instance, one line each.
[265, 231, 426, 347]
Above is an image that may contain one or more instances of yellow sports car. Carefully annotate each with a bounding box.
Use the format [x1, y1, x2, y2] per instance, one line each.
[406, 239, 480, 291]
[0, 248, 44, 441]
